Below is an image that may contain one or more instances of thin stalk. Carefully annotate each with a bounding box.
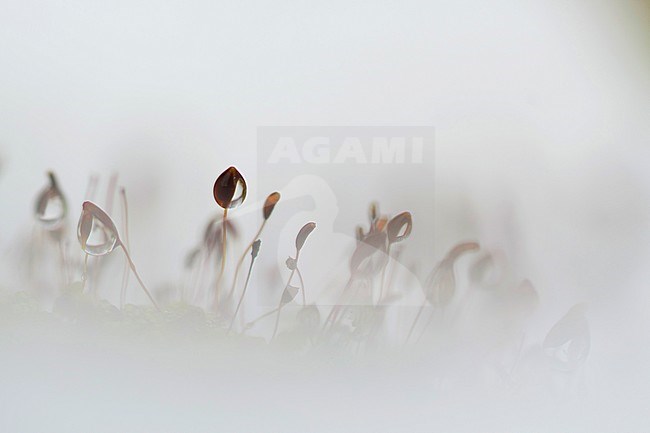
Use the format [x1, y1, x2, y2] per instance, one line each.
[84, 174, 98, 200]
[272, 268, 296, 340]
[81, 254, 89, 293]
[247, 306, 281, 327]
[271, 305, 284, 340]
[194, 253, 210, 305]
[182, 260, 198, 303]
[119, 189, 131, 310]
[406, 298, 428, 344]
[28, 225, 38, 280]
[296, 267, 306, 306]
[377, 244, 392, 305]
[509, 333, 526, 377]
[239, 298, 246, 329]
[415, 308, 436, 344]
[90, 254, 101, 297]
[105, 173, 118, 213]
[329, 279, 363, 332]
[321, 278, 353, 333]
[213, 208, 228, 310]
[228, 251, 257, 334]
[120, 242, 160, 311]
[379, 248, 402, 306]
[226, 220, 266, 301]
[57, 238, 69, 286]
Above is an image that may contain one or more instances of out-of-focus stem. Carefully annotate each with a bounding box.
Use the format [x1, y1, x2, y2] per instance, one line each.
[81, 254, 89, 293]
[378, 244, 392, 305]
[120, 243, 160, 311]
[296, 267, 306, 307]
[272, 268, 296, 340]
[226, 220, 266, 301]
[321, 278, 353, 334]
[228, 251, 256, 335]
[247, 306, 280, 328]
[406, 298, 427, 344]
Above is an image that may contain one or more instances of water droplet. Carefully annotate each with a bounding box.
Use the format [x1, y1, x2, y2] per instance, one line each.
[34, 172, 67, 230]
[77, 201, 119, 256]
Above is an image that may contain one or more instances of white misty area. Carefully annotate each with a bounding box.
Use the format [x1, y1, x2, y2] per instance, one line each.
[0, 1, 649, 432]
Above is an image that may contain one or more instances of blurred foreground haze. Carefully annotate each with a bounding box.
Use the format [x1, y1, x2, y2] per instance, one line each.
[0, 0, 649, 432]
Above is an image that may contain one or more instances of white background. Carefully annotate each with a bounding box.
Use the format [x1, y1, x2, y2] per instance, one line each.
[0, 1, 649, 431]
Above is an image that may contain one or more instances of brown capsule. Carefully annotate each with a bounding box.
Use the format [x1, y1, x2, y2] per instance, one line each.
[355, 226, 365, 242]
[386, 211, 412, 244]
[263, 191, 281, 220]
[213, 166, 247, 209]
[421, 242, 480, 307]
[446, 242, 480, 262]
[368, 202, 379, 222]
[295, 222, 316, 253]
[47, 171, 58, 190]
[374, 216, 388, 232]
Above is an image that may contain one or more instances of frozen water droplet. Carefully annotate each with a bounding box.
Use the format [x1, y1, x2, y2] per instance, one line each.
[77, 201, 120, 256]
[34, 172, 67, 230]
